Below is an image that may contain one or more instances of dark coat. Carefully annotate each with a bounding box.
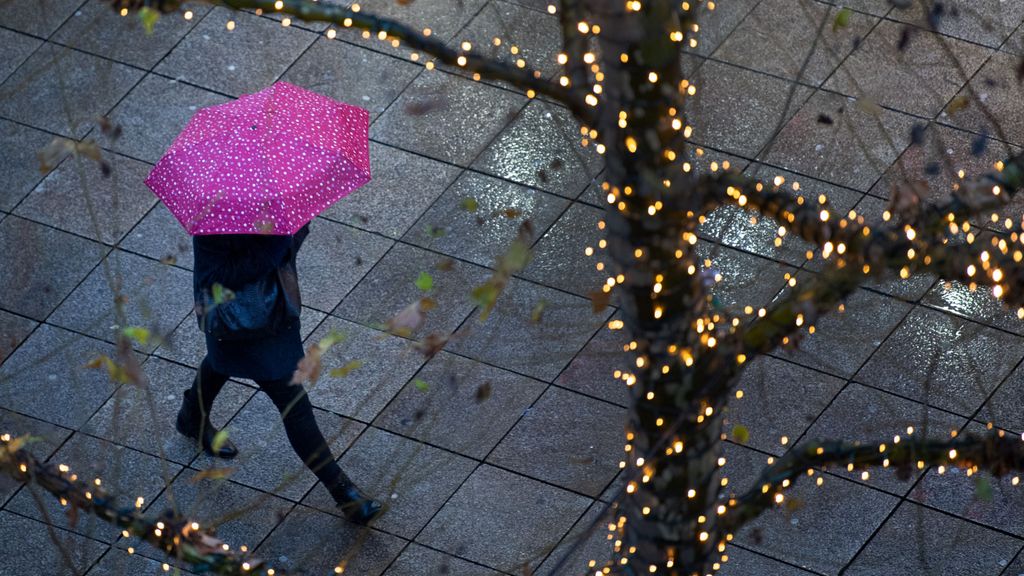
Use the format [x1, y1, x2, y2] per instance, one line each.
[193, 224, 310, 381]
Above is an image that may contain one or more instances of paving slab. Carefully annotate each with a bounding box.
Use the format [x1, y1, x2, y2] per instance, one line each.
[0, 0, 88, 37]
[554, 313, 631, 407]
[0, 119, 55, 212]
[889, 0, 1024, 48]
[939, 51, 1024, 148]
[520, 201, 606, 297]
[0, 510, 107, 576]
[119, 203, 195, 270]
[0, 310, 36, 364]
[0, 27, 41, 87]
[295, 218, 394, 313]
[0, 409, 71, 507]
[383, 543, 502, 576]
[450, 0, 563, 82]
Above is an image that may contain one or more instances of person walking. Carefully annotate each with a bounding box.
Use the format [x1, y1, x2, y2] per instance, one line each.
[143, 81, 378, 525]
[176, 222, 383, 525]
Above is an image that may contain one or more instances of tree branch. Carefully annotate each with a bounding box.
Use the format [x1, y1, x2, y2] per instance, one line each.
[719, 430, 1024, 535]
[0, 435, 296, 576]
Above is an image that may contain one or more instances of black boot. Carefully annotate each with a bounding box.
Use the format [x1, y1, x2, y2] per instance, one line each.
[327, 472, 383, 525]
[175, 390, 238, 459]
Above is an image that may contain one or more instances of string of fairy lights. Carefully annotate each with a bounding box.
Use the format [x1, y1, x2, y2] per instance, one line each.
[7, 1, 1024, 576]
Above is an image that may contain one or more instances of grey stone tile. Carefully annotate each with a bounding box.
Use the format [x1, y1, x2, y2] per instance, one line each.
[0, 510, 107, 576]
[854, 306, 1024, 415]
[0, 324, 120, 428]
[452, 0, 564, 81]
[890, 0, 1024, 48]
[690, 60, 814, 157]
[281, 38, 421, 122]
[302, 427, 477, 539]
[119, 203, 194, 269]
[192, 392, 363, 501]
[447, 277, 611, 381]
[0, 310, 36, 363]
[403, 171, 568, 268]
[488, 387, 626, 496]
[576, 171, 607, 208]
[296, 218, 394, 312]
[0, 119, 56, 212]
[817, 0, 892, 16]
[319, 142, 463, 239]
[845, 501, 1021, 576]
[799, 383, 966, 495]
[713, 0, 877, 86]
[554, 314, 631, 407]
[534, 501, 614, 576]
[255, 504, 407, 575]
[924, 279, 1024, 335]
[777, 287, 912, 379]
[327, 0, 488, 52]
[374, 351, 547, 459]
[940, 51, 1024, 148]
[0, 27, 41, 86]
[155, 305, 325, 369]
[7, 433, 181, 543]
[0, 42, 144, 139]
[417, 464, 591, 572]
[384, 543, 502, 576]
[101, 73, 230, 164]
[868, 123, 1018, 219]
[86, 547, 195, 575]
[49, 250, 194, 353]
[473, 100, 602, 198]
[82, 357, 254, 465]
[850, 195, 937, 300]
[0, 216, 107, 320]
[334, 242, 489, 340]
[978, 364, 1024, 433]
[761, 91, 916, 191]
[302, 316, 428, 422]
[520, 202, 605, 297]
[126, 468, 294, 560]
[696, 244, 795, 313]
[684, 0, 760, 56]
[0, 0, 86, 37]
[0, 408, 71, 506]
[370, 70, 527, 166]
[726, 355, 846, 456]
[51, 0, 211, 69]
[719, 545, 819, 576]
[154, 7, 317, 97]
[736, 473, 899, 575]
[14, 152, 157, 245]
[824, 20, 992, 117]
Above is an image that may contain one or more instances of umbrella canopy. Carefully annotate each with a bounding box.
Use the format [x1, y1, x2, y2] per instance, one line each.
[145, 81, 370, 235]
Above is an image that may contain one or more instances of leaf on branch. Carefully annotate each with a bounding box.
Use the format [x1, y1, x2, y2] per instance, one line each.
[975, 476, 993, 502]
[138, 7, 160, 34]
[816, 113, 834, 125]
[97, 116, 122, 141]
[292, 330, 346, 384]
[732, 424, 750, 444]
[85, 355, 132, 384]
[412, 332, 448, 359]
[210, 429, 230, 453]
[855, 96, 883, 116]
[121, 326, 151, 347]
[460, 197, 479, 213]
[386, 297, 434, 337]
[832, 7, 852, 32]
[329, 359, 363, 378]
[405, 95, 447, 116]
[415, 271, 434, 292]
[946, 95, 970, 115]
[435, 258, 455, 272]
[589, 290, 611, 313]
[471, 222, 533, 321]
[37, 137, 111, 176]
[413, 378, 430, 392]
[888, 179, 928, 220]
[211, 283, 235, 305]
[475, 381, 492, 403]
[191, 467, 237, 482]
[530, 299, 547, 324]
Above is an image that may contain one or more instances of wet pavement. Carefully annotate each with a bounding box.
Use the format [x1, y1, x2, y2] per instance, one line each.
[2, 0, 1024, 574]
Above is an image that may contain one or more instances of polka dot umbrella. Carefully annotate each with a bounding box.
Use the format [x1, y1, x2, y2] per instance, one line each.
[144, 81, 370, 235]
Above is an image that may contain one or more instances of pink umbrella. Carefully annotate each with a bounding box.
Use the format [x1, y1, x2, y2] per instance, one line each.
[144, 81, 370, 235]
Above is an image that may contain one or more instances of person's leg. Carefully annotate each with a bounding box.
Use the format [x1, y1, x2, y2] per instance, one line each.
[257, 376, 382, 524]
[256, 375, 342, 484]
[177, 356, 238, 459]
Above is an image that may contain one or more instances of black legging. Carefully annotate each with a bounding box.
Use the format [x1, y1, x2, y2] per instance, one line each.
[187, 356, 343, 486]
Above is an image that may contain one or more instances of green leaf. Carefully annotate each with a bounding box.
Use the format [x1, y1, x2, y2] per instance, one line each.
[974, 476, 993, 502]
[316, 330, 346, 353]
[138, 7, 160, 35]
[85, 355, 131, 384]
[415, 271, 434, 292]
[413, 378, 430, 392]
[501, 240, 531, 272]
[832, 7, 851, 32]
[460, 197, 479, 212]
[530, 299, 547, 324]
[732, 424, 750, 444]
[211, 429, 229, 454]
[211, 283, 234, 305]
[121, 326, 150, 346]
[425, 225, 446, 238]
[470, 282, 500, 321]
[329, 359, 363, 378]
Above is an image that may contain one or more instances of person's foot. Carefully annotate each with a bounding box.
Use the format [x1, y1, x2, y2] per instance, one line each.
[327, 473, 383, 525]
[175, 393, 238, 459]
